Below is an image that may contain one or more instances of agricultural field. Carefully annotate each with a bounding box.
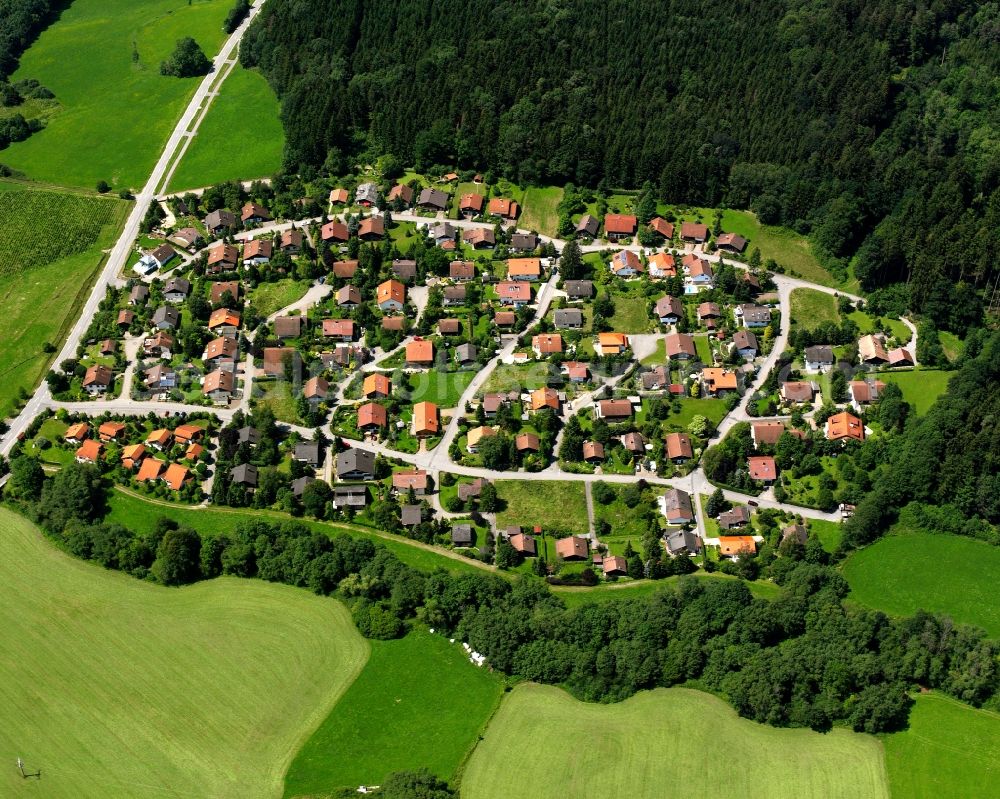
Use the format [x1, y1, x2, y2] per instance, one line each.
[284, 631, 502, 796]
[843, 531, 1000, 637]
[883, 692, 1000, 799]
[104, 488, 488, 576]
[168, 65, 284, 191]
[878, 369, 951, 415]
[518, 186, 563, 237]
[3, 0, 232, 189]
[462, 684, 888, 799]
[789, 287, 839, 330]
[0, 508, 369, 799]
[0, 183, 129, 417]
[495, 480, 589, 535]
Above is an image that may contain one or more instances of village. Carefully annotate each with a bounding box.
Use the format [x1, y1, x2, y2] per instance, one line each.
[18, 172, 920, 582]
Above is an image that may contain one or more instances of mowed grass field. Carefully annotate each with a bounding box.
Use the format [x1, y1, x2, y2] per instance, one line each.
[878, 368, 952, 415]
[0, 508, 369, 799]
[883, 692, 1000, 799]
[3, 0, 232, 188]
[284, 632, 502, 796]
[0, 182, 128, 417]
[518, 186, 563, 237]
[168, 64, 284, 191]
[462, 684, 888, 799]
[843, 531, 1000, 637]
[789, 287, 839, 330]
[495, 480, 589, 535]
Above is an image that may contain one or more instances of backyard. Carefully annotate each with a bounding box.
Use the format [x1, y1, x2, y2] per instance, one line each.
[495, 480, 589, 535]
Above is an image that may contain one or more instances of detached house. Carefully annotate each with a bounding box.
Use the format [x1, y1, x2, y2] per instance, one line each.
[496, 281, 532, 307]
[649, 217, 675, 240]
[683, 256, 714, 294]
[204, 209, 236, 234]
[412, 402, 440, 438]
[609, 250, 642, 277]
[243, 238, 273, 265]
[203, 369, 235, 402]
[358, 216, 385, 241]
[564, 280, 594, 300]
[376, 279, 406, 313]
[240, 202, 271, 225]
[738, 304, 771, 328]
[463, 227, 495, 249]
[665, 432, 694, 463]
[554, 308, 583, 328]
[355, 182, 379, 206]
[604, 214, 637, 241]
[680, 222, 708, 243]
[826, 411, 865, 442]
[732, 329, 759, 359]
[163, 277, 191, 304]
[388, 183, 414, 206]
[487, 197, 519, 219]
[576, 214, 600, 239]
[532, 333, 563, 357]
[405, 338, 434, 367]
[507, 258, 542, 281]
[596, 332, 629, 356]
[858, 334, 889, 365]
[648, 252, 676, 279]
[660, 488, 694, 524]
[716, 233, 747, 253]
[849, 378, 886, 411]
[804, 345, 834, 372]
[417, 188, 448, 212]
[666, 332, 696, 360]
[321, 220, 349, 243]
[459, 192, 484, 217]
[655, 295, 684, 324]
[206, 243, 239, 273]
[152, 306, 180, 330]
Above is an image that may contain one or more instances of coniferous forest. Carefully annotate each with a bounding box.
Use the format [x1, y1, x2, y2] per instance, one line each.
[241, 0, 1000, 329]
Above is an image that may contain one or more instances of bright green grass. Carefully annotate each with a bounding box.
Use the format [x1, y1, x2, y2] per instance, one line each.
[555, 574, 781, 607]
[0, 183, 128, 416]
[495, 480, 589, 535]
[168, 64, 284, 191]
[843, 531, 1000, 637]
[105, 488, 488, 576]
[789, 287, 839, 330]
[0, 507, 369, 799]
[255, 380, 303, 425]
[480, 362, 552, 394]
[810, 518, 843, 553]
[848, 310, 911, 343]
[661, 398, 728, 431]
[938, 330, 964, 362]
[694, 334, 713, 363]
[463, 683, 888, 799]
[877, 369, 951, 415]
[284, 631, 502, 796]
[608, 293, 654, 332]
[407, 370, 476, 407]
[883, 692, 1000, 799]
[640, 338, 665, 365]
[247, 278, 312, 317]
[3, 0, 231, 188]
[518, 186, 563, 237]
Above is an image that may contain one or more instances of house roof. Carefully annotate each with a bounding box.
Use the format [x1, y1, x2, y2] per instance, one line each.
[322, 318, 355, 338]
[698, 301, 721, 318]
[273, 315, 304, 338]
[555, 536, 589, 559]
[564, 280, 594, 297]
[533, 333, 563, 354]
[782, 523, 809, 545]
[805, 345, 834, 364]
[393, 470, 428, 491]
[888, 348, 914, 366]
[358, 217, 384, 238]
[208, 308, 241, 329]
[329, 188, 349, 204]
[243, 238, 273, 260]
[718, 536, 756, 556]
[332, 259, 358, 278]
[604, 214, 637, 235]
[209, 281, 240, 305]
[377, 279, 405, 306]
[665, 432, 693, 460]
[487, 197, 518, 217]
[610, 249, 642, 274]
[781, 381, 815, 402]
[858, 334, 889, 363]
[648, 252, 676, 276]
[241, 202, 271, 222]
[392, 259, 417, 280]
[511, 232, 538, 250]
[507, 258, 542, 278]
[280, 229, 303, 249]
[459, 192, 484, 212]
[554, 309, 583, 327]
[173, 424, 203, 442]
[304, 375, 329, 399]
[413, 401, 440, 435]
[322, 221, 349, 241]
[336, 285, 362, 306]
[733, 329, 758, 350]
[463, 227, 495, 246]
[204, 335, 238, 360]
[598, 399, 633, 418]
[358, 402, 388, 428]
[337, 447, 374, 477]
[417, 187, 448, 209]
[496, 281, 531, 301]
[850, 379, 886, 404]
[450, 260, 476, 279]
[684, 256, 713, 279]
[164, 277, 190, 295]
[716, 232, 747, 251]
[75, 439, 103, 462]
[230, 463, 258, 486]
[363, 373, 391, 396]
[388, 183, 414, 203]
[576, 214, 599, 236]
[649, 217, 675, 238]
[64, 422, 89, 441]
[401, 504, 423, 526]
[582, 440, 604, 460]
[203, 369, 235, 394]
[603, 555, 628, 575]
[666, 333, 696, 358]
[162, 463, 190, 491]
[680, 221, 708, 240]
[662, 488, 693, 521]
[439, 318, 462, 335]
[509, 533, 536, 555]
[406, 339, 434, 363]
[826, 411, 865, 442]
[83, 364, 113, 387]
[702, 368, 738, 391]
[494, 311, 516, 326]
[751, 421, 788, 446]
[597, 332, 629, 349]
[207, 243, 239, 266]
[467, 426, 497, 448]
[655, 295, 683, 318]
[515, 432, 540, 451]
[146, 428, 172, 446]
[137, 456, 164, 481]
[456, 343, 478, 362]
[530, 387, 560, 411]
[98, 421, 125, 439]
[748, 455, 777, 481]
[621, 432, 645, 452]
[443, 284, 467, 301]
[381, 315, 405, 331]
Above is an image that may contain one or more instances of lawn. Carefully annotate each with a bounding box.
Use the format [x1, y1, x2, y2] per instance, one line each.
[640, 338, 665, 366]
[104, 488, 488, 576]
[656, 397, 729, 432]
[810, 518, 843, 553]
[495, 480, 589, 535]
[848, 310, 911, 343]
[843, 531, 1000, 637]
[168, 64, 284, 191]
[789, 287, 839, 330]
[0, 508, 369, 799]
[462, 683, 888, 799]
[406, 370, 476, 407]
[877, 369, 951, 415]
[694, 334, 713, 364]
[554, 573, 782, 607]
[938, 330, 964, 362]
[883, 692, 1000, 799]
[284, 631, 502, 796]
[518, 186, 563, 237]
[607, 290, 654, 333]
[255, 379, 304, 425]
[3, 0, 233, 189]
[480, 362, 552, 394]
[248, 278, 312, 317]
[0, 182, 129, 417]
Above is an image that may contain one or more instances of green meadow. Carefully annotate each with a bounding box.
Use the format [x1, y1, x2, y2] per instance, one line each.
[3, 0, 232, 188]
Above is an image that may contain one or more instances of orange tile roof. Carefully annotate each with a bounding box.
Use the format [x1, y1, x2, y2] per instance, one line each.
[146, 428, 172, 447]
[604, 214, 637, 234]
[598, 332, 629, 350]
[99, 421, 126, 439]
[648, 252, 676, 276]
[136, 457, 164, 482]
[162, 463, 190, 491]
[208, 308, 241, 329]
[532, 333, 563, 354]
[363, 373, 391, 397]
[358, 402, 388, 428]
[460, 192, 484, 212]
[412, 401, 440, 436]
[75, 439, 103, 463]
[406, 339, 434, 364]
[507, 258, 541, 278]
[173, 424, 203, 443]
[826, 411, 865, 442]
[377, 279, 406, 306]
[185, 443, 204, 461]
[702, 368, 739, 391]
[530, 387, 560, 411]
[718, 536, 756, 557]
[665, 432, 693, 460]
[121, 444, 146, 468]
[64, 422, 89, 441]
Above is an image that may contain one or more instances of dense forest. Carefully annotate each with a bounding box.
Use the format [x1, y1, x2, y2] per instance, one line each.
[241, 0, 999, 329]
[0, 0, 57, 79]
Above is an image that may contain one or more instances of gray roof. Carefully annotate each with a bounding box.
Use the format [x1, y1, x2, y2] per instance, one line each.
[401, 504, 423, 526]
[443, 284, 467, 300]
[662, 488, 693, 518]
[164, 277, 190, 295]
[456, 343, 478, 363]
[576, 215, 599, 236]
[719, 506, 751, 528]
[336, 448, 375, 478]
[333, 485, 369, 507]
[151, 306, 179, 328]
[666, 529, 700, 555]
[431, 222, 455, 240]
[291, 475, 315, 497]
[805, 345, 834, 364]
[511, 233, 538, 250]
[451, 524, 474, 546]
[418, 188, 448, 209]
[554, 309, 583, 327]
[564, 280, 593, 298]
[204, 209, 236, 230]
[237, 426, 260, 445]
[230, 463, 258, 486]
[355, 182, 380, 203]
[294, 441, 322, 465]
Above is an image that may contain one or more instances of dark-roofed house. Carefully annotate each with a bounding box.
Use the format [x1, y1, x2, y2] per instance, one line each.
[641, 365, 669, 391]
[417, 187, 448, 211]
[204, 209, 236, 234]
[274, 315, 304, 339]
[654, 295, 683, 324]
[716, 233, 747, 252]
[596, 399, 633, 419]
[129, 284, 149, 305]
[660, 488, 694, 524]
[294, 441, 323, 467]
[82, 364, 113, 394]
[733, 329, 758, 359]
[333, 485, 369, 509]
[576, 214, 600, 239]
[458, 478, 484, 502]
[564, 280, 594, 299]
[152, 306, 180, 330]
[336, 285, 362, 308]
[230, 463, 258, 488]
[355, 182, 379, 206]
[336, 448, 375, 481]
[738, 304, 771, 328]
[392, 259, 417, 282]
[804, 345, 835, 372]
[401, 504, 424, 527]
[665, 529, 701, 556]
[291, 475, 315, 497]
[719, 505, 751, 529]
[456, 342, 478, 364]
[163, 277, 191, 304]
[463, 227, 495, 249]
[782, 523, 809, 546]
[511, 233, 538, 252]
[443, 284, 467, 306]
[451, 525, 475, 547]
[554, 308, 583, 328]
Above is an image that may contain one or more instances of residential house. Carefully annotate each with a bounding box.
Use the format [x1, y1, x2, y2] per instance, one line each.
[621, 431, 645, 455]
[680, 222, 708, 243]
[273, 315, 304, 339]
[152, 305, 180, 330]
[144, 364, 177, 391]
[388, 183, 414, 206]
[202, 335, 238, 364]
[162, 463, 191, 492]
[138, 243, 176, 274]
[98, 421, 125, 442]
[292, 441, 322, 468]
[203, 369, 235, 402]
[666, 332, 696, 360]
[515, 432, 540, 452]
[204, 209, 236, 234]
[335, 285, 361, 308]
[333, 485, 369, 509]
[381, 316, 405, 333]
[562, 361, 589, 382]
[430, 221, 455, 245]
[554, 308, 583, 328]
[392, 470, 429, 495]
[243, 238, 273, 265]
[451, 524, 474, 547]
[748, 455, 777, 484]
[467, 426, 497, 453]
[682, 256, 714, 294]
[443, 284, 467, 306]
[530, 387, 560, 412]
[733, 329, 759, 359]
[129, 284, 149, 305]
[556, 536, 589, 560]
[413, 402, 440, 437]
[82, 364, 113, 395]
[376, 279, 405, 313]
[455, 343, 478, 364]
[206, 243, 239, 273]
[230, 463, 258, 488]
[582, 440, 604, 463]
[63, 422, 89, 444]
[576, 214, 600, 239]
[738, 304, 771, 328]
[718, 536, 756, 558]
[75, 439, 104, 464]
[161, 277, 190, 304]
[99, 339, 117, 356]
[609, 249, 642, 277]
[826, 411, 865, 442]
[169, 227, 201, 249]
[849, 378, 886, 411]
[697, 302, 721, 323]
[322, 318, 356, 341]
[207, 308, 241, 337]
[701, 368, 739, 396]
[449, 260, 476, 282]
[464, 227, 495, 249]
[564, 280, 594, 299]
[804, 345, 834, 372]
[363, 373, 392, 399]
[405, 339, 434, 367]
[401, 504, 424, 527]
[716, 233, 747, 253]
[280, 229, 304, 254]
[494, 311, 516, 328]
[392, 259, 417, 282]
[665, 432, 693, 463]
[718, 506, 751, 530]
[358, 217, 385, 241]
[596, 332, 629, 356]
[332, 260, 359, 279]
[487, 197, 519, 219]
[602, 555, 628, 578]
[209, 280, 240, 306]
[507, 258, 542, 281]
[328, 188, 349, 205]
[459, 192, 484, 217]
[656, 295, 683, 324]
[291, 476, 315, 498]
[641, 365, 669, 391]
[146, 428, 173, 450]
[596, 399, 632, 419]
[439, 318, 461, 336]
[781, 381, 816, 403]
[355, 182, 379, 206]
[509, 533, 537, 556]
[240, 202, 271, 225]
[303, 376, 329, 404]
[782, 523, 809, 546]
[858, 334, 889, 364]
[511, 233, 538, 251]
[262, 346, 297, 377]
[136, 456, 164, 482]
[417, 188, 448, 211]
[121, 444, 146, 470]
[648, 252, 676, 279]
[173, 424, 204, 444]
[532, 333, 563, 357]
[357, 402, 388, 431]
[604, 214, 637, 241]
[649, 217, 675, 240]
[888, 348, 914, 367]
[496, 281, 532, 307]
[321, 221, 349, 243]
[144, 331, 175, 358]
[665, 529, 701, 556]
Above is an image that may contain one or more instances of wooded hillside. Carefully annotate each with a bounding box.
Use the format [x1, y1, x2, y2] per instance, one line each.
[242, 0, 999, 328]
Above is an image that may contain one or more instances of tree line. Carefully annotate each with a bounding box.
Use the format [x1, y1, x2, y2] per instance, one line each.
[241, 0, 998, 332]
[3, 458, 998, 737]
